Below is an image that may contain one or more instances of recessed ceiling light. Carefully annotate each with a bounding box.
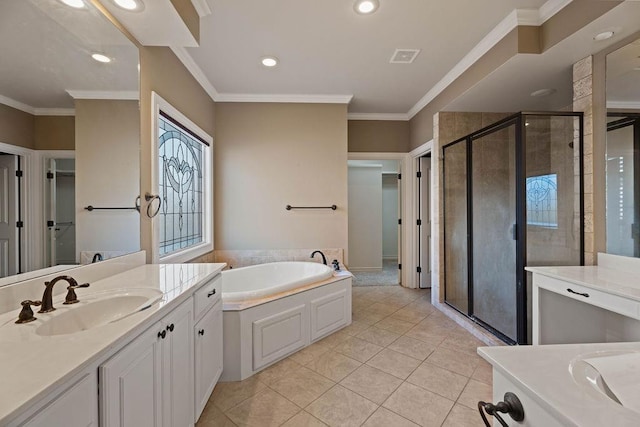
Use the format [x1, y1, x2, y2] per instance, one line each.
[59, 0, 85, 8]
[594, 31, 614, 41]
[530, 88, 556, 97]
[261, 57, 278, 67]
[91, 53, 112, 63]
[111, 0, 144, 11]
[354, 0, 379, 14]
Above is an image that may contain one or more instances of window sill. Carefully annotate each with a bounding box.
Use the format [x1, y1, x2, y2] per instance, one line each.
[159, 242, 213, 264]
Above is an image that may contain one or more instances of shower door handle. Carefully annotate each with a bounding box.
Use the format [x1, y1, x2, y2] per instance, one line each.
[511, 224, 518, 240]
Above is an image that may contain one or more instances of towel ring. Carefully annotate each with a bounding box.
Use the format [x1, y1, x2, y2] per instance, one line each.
[145, 193, 161, 218]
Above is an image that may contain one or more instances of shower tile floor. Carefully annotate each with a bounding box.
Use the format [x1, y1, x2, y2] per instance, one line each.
[197, 286, 492, 427]
[351, 259, 400, 287]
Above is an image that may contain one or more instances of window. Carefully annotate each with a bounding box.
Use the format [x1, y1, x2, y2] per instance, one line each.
[526, 173, 558, 227]
[152, 93, 213, 263]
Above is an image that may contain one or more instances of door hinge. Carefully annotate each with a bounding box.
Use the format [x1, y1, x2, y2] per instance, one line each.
[16, 221, 23, 228]
[417, 171, 422, 178]
[417, 266, 422, 273]
[397, 173, 401, 180]
[47, 171, 54, 180]
[417, 219, 422, 226]
[15, 170, 23, 178]
[398, 218, 401, 225]
[398, 264, 402, 270]
[47, 220, 54, 227]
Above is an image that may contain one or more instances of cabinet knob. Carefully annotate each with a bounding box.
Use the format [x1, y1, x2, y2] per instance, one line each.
[166, 323, 175, 332]
[207, 289, 216, 297]
[158, 330, 167, 339]
[198, 329, 204, 336]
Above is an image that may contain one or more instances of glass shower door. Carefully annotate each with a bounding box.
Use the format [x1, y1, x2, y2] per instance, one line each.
[470, 122, 518, 342]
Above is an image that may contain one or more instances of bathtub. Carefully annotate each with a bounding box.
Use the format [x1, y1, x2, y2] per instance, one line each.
[221, 261, 334, 303]
[220, 261, 352, 381]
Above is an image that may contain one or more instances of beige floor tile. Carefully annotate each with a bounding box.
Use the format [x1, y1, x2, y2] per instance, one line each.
[353, 310, 387, 325]
[368, 302, 402, 316]
[440, 333, 486, 356]
[382, 382, 454, 427]
[366, 348, 421, 380]
[255, 358, 303, 385]
[362, 407, 419, 427]
[211, 377, 268, 411]
[387, 336, 435, 361]
[289, 341, 333, 365]
[339, 364, 403, 404]
[315, 329, 352, 349]
[441, 404, 484, 427]
[341, 320, 370, 336]
[403, 325, 448, 347]
[406, 363, 468, 401]
[373, 317, 415, 334]
[334, 336, 384, 363]
[269, 367, 335, 408]
[196, 403, 236, 426]
[306, 385, 378, 427]
[457, 379, 492, 410]
[225, 388, 299, 427]
[356, 326, 401, 347]
[426, 347, 480, 377]
[281, 411, 327, 427]
[306, 351, 362, 382]
[389, 307, 428, 324]
[471, 361, 493, 386]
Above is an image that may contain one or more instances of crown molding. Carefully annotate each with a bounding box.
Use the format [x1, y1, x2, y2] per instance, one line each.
[216, 93, 354, 104]
[407, 1, 571, 119]
[347, 113, 409, 121]
[66, 90, 139, 100]
[0, 94, 35, 115]
[191, 0, 212, 18]
[33, 108, 75, 116]
[607, 101, 640, 110]
[170, 46, 220, 101]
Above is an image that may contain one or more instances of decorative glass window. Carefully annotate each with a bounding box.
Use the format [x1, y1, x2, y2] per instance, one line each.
[526, 173, 558, 227]
[152, 92, 213, 263]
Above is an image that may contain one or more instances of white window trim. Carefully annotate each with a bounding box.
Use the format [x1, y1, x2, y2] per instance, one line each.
[150, 92, 213, 264]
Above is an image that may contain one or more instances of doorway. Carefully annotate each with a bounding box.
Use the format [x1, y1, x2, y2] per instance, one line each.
[417, 155, 432, 288]
[347, 159, 401, 286]
[45, 158, 76, 266]
[0, 153, 22, 277]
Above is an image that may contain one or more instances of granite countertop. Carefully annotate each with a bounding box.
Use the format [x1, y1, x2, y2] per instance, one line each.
[0, 263, 225, 424]
[526, 265, 640, 302]
[479, 342, 640, 426]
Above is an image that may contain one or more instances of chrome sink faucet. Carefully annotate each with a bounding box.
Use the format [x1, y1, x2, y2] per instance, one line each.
[310, 250, 327, 265]
[39, 275, 90, 313]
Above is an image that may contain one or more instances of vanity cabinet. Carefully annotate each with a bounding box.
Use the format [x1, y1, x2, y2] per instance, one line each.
[100, 298, 194, 427]
[194, 299, 223, 419]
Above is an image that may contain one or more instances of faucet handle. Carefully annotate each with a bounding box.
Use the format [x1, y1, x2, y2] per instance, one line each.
[63, 283, 90, 305]
[16, 300, 42, 324]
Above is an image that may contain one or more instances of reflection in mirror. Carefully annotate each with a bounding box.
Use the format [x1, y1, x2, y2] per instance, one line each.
[606, 37, 640, 257]
[0, 0, 140, 282]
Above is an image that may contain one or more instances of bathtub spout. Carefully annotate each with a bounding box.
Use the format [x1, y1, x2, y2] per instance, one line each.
[310, 250, 327, 265]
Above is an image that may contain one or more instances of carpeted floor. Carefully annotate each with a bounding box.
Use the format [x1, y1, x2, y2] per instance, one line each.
[351, 259, 399, 287]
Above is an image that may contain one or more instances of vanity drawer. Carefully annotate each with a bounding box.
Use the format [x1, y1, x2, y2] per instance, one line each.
[536, 275, 640, 320]
[194, 274, 221, 321]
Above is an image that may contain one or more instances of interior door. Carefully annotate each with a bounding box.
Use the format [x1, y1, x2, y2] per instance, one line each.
[397, 172, 402, 284]
[0, 154, 17, 277]
[419, 156, 432, 288]
[46, 159, 57, 267]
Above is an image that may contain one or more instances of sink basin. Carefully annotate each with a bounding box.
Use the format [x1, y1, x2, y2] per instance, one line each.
[35, 288, 163, 336]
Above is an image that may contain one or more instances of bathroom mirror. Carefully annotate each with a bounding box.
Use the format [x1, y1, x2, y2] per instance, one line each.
[605, 36, 640, 257]
[0, 0, 140, 283]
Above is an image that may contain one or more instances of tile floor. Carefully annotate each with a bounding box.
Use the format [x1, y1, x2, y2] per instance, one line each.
[197, 286, 493, 427]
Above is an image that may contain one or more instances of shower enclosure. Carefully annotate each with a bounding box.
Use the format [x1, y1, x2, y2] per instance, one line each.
[443, 112, 584, 344]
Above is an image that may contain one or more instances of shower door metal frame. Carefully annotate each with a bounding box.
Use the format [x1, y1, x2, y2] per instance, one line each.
[442, 112, 585, 345]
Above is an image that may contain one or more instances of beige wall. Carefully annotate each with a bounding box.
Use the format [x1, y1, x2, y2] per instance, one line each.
[139, 46, 216, 263]
[214, 103, 349, 257]
[170, 0, 199, 43]
[75, 99, 140, 260]
[34, 116, 75, 150]
[348, 120, 409, 152]
[0, 104, 35, 149]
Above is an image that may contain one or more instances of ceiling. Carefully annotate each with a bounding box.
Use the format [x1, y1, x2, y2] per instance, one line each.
[186, 0, 548, 114]
[0, 0, 138, 112]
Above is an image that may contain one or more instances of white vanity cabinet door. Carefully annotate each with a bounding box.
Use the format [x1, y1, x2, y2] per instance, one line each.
[161, 298, 194, 427]
[23, 372, 98, 427]
[194, 299, 223, 421]
[100, 322, 163, 427]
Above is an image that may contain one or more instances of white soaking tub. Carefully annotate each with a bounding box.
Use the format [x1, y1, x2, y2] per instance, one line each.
[220, 261, 352, 381]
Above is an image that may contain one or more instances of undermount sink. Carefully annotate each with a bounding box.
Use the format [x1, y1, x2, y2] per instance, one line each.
[35, 288, 163, 336]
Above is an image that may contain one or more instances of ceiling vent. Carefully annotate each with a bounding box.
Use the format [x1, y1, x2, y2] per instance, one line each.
[390, 49, 420, 64]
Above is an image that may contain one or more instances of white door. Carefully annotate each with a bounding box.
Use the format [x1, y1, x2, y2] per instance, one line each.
[45, 159, 57, 267]
[397, 172, 402, 284]
[194, 301, 223, 421]
[0, 154, 17, 277]
[419, 157, 432, 288]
